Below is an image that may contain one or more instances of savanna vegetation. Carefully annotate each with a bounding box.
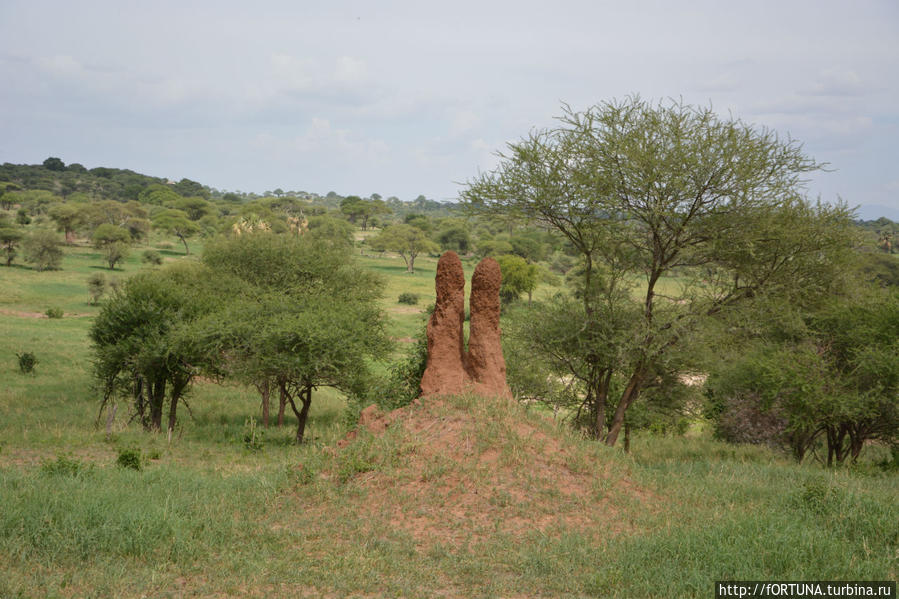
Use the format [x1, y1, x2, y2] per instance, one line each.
[0, 99, 896, 597]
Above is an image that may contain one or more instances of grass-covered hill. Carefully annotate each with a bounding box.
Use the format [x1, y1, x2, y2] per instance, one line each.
[0, 235, 896, 597]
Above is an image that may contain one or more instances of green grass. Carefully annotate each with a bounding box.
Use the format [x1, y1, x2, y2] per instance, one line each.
[0, 234, 896, 597]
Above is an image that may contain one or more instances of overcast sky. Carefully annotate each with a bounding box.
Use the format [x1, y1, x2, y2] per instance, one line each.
[1, 0, 897, 216]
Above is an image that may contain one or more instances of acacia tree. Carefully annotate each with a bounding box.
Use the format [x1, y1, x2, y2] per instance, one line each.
[47, 203, 83, 244]
[90, 264, 210, 435]
[369, 223, 438, 273]
[152, 209, 200, 254]
[463, 97, 855, 446]
[0, 226, 23, 266]
[187, 233, 390, 442]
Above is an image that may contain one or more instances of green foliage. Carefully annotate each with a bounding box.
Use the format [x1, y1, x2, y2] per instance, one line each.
[187, 233, 390, 443]
[242, 417, 265, 451]
[87, 272, 107, 305]
[306, 214, 355, 246]
[42, 157, 66, 172]
[369, 223, 438, 273]
[0, 225, 23, 266]
[706, 288, 899, 464]
[116, 448, 142, 471]
[23, 229, 63, 271]
[91, 223, 131, 248]
[47, 202, 83, 243]
[463, 96, 856, 446]
[16, 351, 37, 374]
[40, 454, 90, 478]
[436, 223, 471, 253]
[45, 307, 63, 319]
[141, 249, 163, 265]
[16, 208, 31, 225]
[103, 241, 130, 270]
[151, 209, 200, 254]
[397, 292, 419, 305]
[495, 254, 539, 304]
[90, 264, 210, 433]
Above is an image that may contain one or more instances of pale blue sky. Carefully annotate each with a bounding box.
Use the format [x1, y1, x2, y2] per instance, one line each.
[1, 0, 897, 216]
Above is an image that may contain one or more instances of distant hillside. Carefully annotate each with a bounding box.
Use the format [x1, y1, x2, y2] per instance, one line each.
[856, 204, 899, 221]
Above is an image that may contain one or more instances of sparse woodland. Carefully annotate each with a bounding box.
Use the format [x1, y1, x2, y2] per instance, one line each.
[0, 100, 896, 597]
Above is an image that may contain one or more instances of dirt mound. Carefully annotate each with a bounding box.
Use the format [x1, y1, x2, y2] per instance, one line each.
[419, 251, 511, 398]
[330, 395, 656, 548]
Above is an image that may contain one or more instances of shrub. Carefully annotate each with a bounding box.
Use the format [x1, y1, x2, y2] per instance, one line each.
[16, 351, 37, 374]
[103, 242, 130, 270]
[116, 447, 142, 470]
[87, 272, 106, 304]
[23, 229, 64, 271]
[398, 292, 419, 305]
[41, 454, 90, 477]
[142, 249, 163, 265]
[45, 307, 63, 319]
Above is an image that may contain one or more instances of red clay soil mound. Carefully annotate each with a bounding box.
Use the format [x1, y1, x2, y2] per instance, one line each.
[331, 395, 657, 548]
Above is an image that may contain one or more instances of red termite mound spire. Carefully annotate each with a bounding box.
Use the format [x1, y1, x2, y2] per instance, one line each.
[419, 251, 511, 399]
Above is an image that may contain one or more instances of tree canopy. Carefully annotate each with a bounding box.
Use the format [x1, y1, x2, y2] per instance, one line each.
[463, 97, 856, 446]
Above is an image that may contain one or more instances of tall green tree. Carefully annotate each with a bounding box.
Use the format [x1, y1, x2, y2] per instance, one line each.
[185, 233, 390, 442]
[463, 97, 855, 445]
[90, 264, 211, 434]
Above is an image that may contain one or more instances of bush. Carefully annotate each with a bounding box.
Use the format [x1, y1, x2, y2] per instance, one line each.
[142, 249, 163, 265]
[45, 307, 63, 319]
[103, 242, 130, 270]
[87, 272, 106, 304]
[16, 351, 37, 374]
[398, 292, 419, 305]
[23, 229, 64, 271]
[116, 447, 142, 471]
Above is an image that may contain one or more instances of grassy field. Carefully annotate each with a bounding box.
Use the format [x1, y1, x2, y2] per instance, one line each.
[1, 237, 896, 598]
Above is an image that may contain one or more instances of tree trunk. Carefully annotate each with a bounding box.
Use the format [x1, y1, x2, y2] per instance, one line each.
[167, 393, 178, 440]
[407, 254, 415, 273]
[605, 369, 644, 447]
[149, 376, 166, 432]
[256, 380, 271, 427]
[277, 383, 287, 426]
[593, 369, 611, 440]
[287, 385, 314, 443]
[178, 233, 190, 255]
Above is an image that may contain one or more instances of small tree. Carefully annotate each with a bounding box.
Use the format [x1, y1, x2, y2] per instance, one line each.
[87, 272, 107, 305]
[47, 203, 84, 244]
[369, 224, 438, 273]
[188, 233, 390, 442]
[0, 226, 23, 267]
[496, 254, 539, 304]
[23, 229, 64, 271]
[103, 242, 130, 270]
[90, 264, 210, 434]
[92, 223, 131, 248]
[152, 209, 200, 254]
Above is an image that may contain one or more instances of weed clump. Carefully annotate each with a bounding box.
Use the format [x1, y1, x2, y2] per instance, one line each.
[142, 249, 163, 265]
[242, 417, 265, 451]
[44, 307, 63, 319]
[16, 351, 37, 374]
[116, 447, 142, 471]
[398, 292, 419, 305]
[41, 455, 91, 477]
